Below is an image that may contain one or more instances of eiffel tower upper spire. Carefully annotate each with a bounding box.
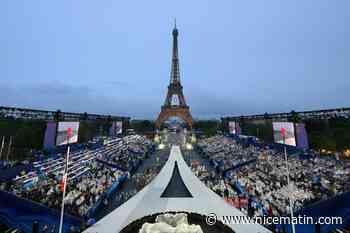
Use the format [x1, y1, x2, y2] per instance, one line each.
[170, 19, 180, 84]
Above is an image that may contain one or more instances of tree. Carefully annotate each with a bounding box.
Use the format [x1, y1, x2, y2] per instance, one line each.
[264, 112, 269, 120]
[289, 110, 300, 123]
[82, 112, 88, 121]
[193, 120, 220, 137]
[54, 109, 62, 122]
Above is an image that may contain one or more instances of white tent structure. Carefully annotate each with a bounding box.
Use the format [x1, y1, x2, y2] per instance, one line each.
[84, 146, 271, 233]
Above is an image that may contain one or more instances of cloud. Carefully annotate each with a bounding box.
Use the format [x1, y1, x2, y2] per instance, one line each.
[0, 81, 159, 118]
[0, 81, 263, 119]
[1, 79, 348, 120]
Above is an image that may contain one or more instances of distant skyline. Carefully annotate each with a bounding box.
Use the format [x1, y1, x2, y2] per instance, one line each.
[1, 1, 349, 119]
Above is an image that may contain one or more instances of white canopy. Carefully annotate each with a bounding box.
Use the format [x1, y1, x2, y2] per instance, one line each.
[84, 146, 271, 233]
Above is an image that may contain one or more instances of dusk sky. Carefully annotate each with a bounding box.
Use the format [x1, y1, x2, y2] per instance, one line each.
[1, 1, 349, 119]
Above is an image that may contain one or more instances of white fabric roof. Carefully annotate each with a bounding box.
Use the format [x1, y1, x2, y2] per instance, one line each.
[84, 146, 271, 233]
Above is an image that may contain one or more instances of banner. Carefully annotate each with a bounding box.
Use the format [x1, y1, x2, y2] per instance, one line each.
[228, 121, 236, 134]
[109, 121, 122, 136]
[273, 122, 296, 146]
[43, 122, 57, 149]
[56, 122, 80, 146]
[236, 122, 241, 135]
[295, 123, 309, 149]
[111, 121, 123, 136]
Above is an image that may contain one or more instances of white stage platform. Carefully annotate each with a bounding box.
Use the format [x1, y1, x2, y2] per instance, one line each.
[83, 146, 271, 233]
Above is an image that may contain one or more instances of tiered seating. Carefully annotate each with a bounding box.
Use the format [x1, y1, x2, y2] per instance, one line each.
[196, 135, 350, 218]
[95, 135, 152, 171]
[197, 135, 260, 172]
[2, 134, 154, 219]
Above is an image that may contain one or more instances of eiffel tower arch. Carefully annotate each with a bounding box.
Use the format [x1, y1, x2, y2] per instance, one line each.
[155, 23, 193, 129]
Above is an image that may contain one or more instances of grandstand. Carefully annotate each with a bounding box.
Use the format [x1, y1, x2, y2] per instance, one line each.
[0, 134, 155, 232]
[222, 107, 350, 122]
[192, 134, 350, 233]
[1, 117, 350, 233]
[0, 106, 129, 122]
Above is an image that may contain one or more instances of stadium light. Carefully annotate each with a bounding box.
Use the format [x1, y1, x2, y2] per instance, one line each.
[154, 134, 160, 143]
[186, 143, 193, 150]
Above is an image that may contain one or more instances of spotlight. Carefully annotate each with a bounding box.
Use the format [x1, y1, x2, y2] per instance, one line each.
[186, 143, 193, 150]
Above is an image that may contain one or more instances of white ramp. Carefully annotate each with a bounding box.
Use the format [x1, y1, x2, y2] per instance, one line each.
[84, 146, 271, 233]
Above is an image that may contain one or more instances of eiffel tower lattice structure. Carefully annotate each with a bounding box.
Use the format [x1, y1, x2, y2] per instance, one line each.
[155, 22, 193, 129]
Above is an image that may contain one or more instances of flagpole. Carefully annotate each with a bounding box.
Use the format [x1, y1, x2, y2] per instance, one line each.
[283, 134, 296, 233]
[0, 136, 4, 160]
[59, 138, 70, 233]
[6, 136, 12, 161]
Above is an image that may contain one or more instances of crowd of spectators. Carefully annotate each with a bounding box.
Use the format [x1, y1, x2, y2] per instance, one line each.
[115, 151, 166, 206]
[195, 135, 350, 218]
[96, 135, 152, 171]
[196, 136, 260, 172]
[9, 162, 124, 217]
[190, 159, 234, 197]
[0, 135, 153, 219]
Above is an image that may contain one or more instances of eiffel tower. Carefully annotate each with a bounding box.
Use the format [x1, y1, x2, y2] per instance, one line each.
[155, 22, 193, 129]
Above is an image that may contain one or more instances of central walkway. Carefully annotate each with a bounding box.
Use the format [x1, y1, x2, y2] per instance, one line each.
[84, 142, 271, 233]
[96, 132, 184, 220]
[95, 148, 171, 220]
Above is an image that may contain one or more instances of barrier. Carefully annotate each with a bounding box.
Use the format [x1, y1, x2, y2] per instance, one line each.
[210, 159, 218, 168]
[230, 181, 246, 195]
[105, 175, 127, 198]
[223, 159, 257, 178]
[0, 190, 82, 233]
[85, 174, 127, 218]
[96, 158, 126, 171]
[129, 159, 142, 173]
[228, 181, 268, 216]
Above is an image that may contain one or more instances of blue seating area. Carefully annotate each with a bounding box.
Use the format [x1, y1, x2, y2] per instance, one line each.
[0, 162, 33, 182]
[0, 190, 82, 233]
[278, 191, 350, 233]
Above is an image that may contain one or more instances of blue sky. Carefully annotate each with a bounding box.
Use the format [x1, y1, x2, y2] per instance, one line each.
[0, 1, 349, 119]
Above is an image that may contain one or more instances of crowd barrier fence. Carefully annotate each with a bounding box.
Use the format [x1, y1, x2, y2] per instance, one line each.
[85, 174, 127, 219]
